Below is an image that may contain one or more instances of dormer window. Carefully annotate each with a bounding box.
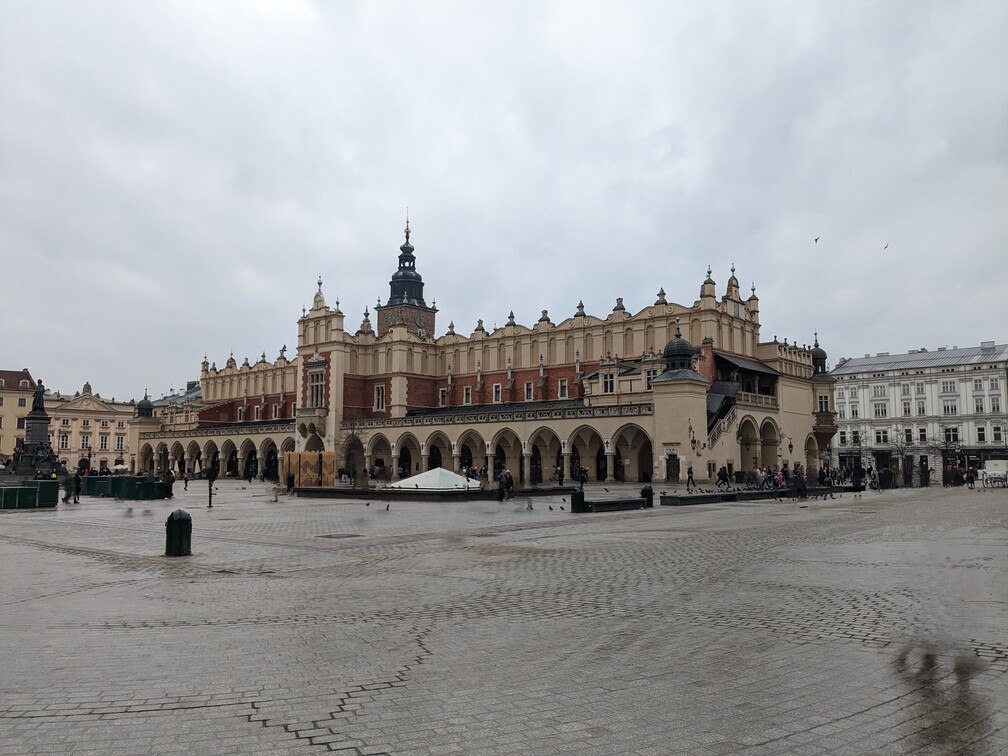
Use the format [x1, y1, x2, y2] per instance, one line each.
[20, 380, 29, 389]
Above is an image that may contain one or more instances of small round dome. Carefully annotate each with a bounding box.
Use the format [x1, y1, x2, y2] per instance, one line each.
[663, 323, 694, 370]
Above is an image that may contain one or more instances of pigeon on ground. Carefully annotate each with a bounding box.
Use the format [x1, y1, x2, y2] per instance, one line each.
[386, 504, 390, 511]
[366, 502, 370, 506]
[415, 483, 419, 488]
[549, 505, 553, 511]
[562, 498, 566, 502]
[560, 506, 565, 511]
[604, 487, 609, 492]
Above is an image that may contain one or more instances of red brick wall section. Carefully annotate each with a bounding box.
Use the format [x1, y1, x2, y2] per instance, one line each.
[436, 363, 589, 408]
[342, 376, 391, 422]
[697, 341, 715, 385]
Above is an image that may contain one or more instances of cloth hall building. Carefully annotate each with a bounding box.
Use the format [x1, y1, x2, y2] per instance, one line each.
[135, 226, 837, 487]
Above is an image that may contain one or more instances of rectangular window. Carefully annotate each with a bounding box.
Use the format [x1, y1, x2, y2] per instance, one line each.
[463, 386, 472, 405]
[82, 419, 90, 428]
[439, 388, 447, 407]
[80, 434, 90, 449]
[18, 397, 26, 407]
[849, 387, 858, 399]
[942, 399, 958, 415]
[873, 403, 888, 418]
[902, 383, 911, 396]
[818, 395, 829, 412]
[944, 426, 959, 443]
[977, 426, 986, 443]
[917, 400, 926, 416]
[645, 370, 658, 390]
[838, 406, 846, 419]
[872, 385, 886, 398]
[836, 388, 845, 399]
[602, 373, 615, 394]
[308, 371, 325, 408]
[17, 417, 25, 429]
[852, 430, 861, 444]
[975, 397, 985, 414]
[115, 435, 125, 451]
[974, 378, 984, 391]
[0, 396, 3, 406]
[902, 401, 911, 417]
[59, 434, 69, 450]
[558, 379, 568, 399]
[100, 419, 109, 428]
[254, 406, 262, 421]
[272, 404, 279, 419]
[373, 385, 385, 411]
[493, 384, 502, 403]
[838, 430, 847, 445]
[904, 428, 913, 443]
[992, 396, 1001, 413]
[916, 382, 925, 394]
[850, 404, 859, 419]
[117, 420, 125, 429]
[994, 425, 1003, 443]
[237, 407, 244, 421]
[919, 428, 927, 443]
[524, 382, 533, 401]
[98, 435, 108, 450]
[941, 380, 957, 393]
[991, 377, 1001, 390]
[61, 418, 70, 426]
[875, 429, 888, 444]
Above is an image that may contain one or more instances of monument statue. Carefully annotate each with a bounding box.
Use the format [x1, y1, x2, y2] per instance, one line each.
[32, 379, 46, 413]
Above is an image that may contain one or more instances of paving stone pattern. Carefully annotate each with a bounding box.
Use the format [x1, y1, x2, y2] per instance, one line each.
[1, 480, 1005, 754]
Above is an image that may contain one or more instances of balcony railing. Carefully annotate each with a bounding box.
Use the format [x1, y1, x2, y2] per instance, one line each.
[737, 391, 778, 409]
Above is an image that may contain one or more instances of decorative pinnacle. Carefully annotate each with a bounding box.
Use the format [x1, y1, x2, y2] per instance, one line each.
[707, 265, 712, 277]
[675, 317, 682, 338]
[814, 331, 819, 347]
[317, 274, 323, 291]
[751, 282, 756, 294]
[731, 262, 736, 275]
[404, 208, 410, 241]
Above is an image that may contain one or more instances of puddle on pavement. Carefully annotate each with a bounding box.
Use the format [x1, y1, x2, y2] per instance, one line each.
[893, 636, 994, 750]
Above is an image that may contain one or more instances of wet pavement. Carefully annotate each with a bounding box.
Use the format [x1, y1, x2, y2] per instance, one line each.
[0, 479, 1005, 754]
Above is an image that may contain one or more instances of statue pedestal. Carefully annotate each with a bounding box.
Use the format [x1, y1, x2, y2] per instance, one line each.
[14, 410, 56, 477]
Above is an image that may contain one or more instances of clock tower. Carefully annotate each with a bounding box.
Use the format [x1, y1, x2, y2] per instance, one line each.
[375, 218, 437, 339]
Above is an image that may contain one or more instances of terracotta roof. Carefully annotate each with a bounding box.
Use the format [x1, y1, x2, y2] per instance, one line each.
[0, 369, 35, 390]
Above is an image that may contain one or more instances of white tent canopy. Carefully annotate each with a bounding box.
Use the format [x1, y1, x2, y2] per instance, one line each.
[386, 467, 480, 491]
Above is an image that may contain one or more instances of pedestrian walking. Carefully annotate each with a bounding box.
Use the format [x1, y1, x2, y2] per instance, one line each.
[72, 470, 82, 503]
[686, 464, 696, 493]
[183, 471, 189, 491]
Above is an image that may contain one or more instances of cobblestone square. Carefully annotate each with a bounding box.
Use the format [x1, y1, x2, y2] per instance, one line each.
[1, 481, 1005, 754]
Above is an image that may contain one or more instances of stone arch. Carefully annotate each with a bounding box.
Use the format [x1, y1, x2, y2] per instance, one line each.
[489, 427, 523, 484]
[367, 432, 393, 480]
[171, 442, 186, 475]
[567, 425, 605, 482]
[759, 418, 780, 470]
[202, 440, 220, 477]
[155, 442, 169, 475]
[527, 425, 562, 485]
[239, 438, 258, 479]
[457, 429, 488, 475]
[220, 439, 239, 477]
[395, 431, 422, 479]
[804, 435, 819, 473]
[612, 422, 653, 483]
[138, 443, 155, 475]
[186, 440, 202, 473]
[304, 434, 324, 452]
[736, 415, 760, 472]
[260, 437, 279, 481]
[424, 430, 452, 471]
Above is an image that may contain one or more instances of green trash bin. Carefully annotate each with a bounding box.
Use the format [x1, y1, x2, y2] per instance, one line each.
[165, 509, 192, 556]
[571, 489, 587, 513]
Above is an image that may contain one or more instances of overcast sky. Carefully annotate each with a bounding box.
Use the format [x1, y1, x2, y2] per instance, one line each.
[2, 1, 1006, 402]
